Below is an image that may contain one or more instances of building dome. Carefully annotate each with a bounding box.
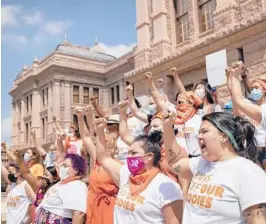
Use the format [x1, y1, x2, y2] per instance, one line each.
[56, 42, 116, 63]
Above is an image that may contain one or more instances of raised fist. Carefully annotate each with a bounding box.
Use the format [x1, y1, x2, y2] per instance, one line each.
[75, 107, 84, 115]
[118, 100, 129, 114]
[125, 85, 133, 93]
[90, 96, 99, 105]
[170, 67, 178, 77]
[95, 118, 107, 129]
[145, 72, 153, 80]
[57, 132, 66, 140]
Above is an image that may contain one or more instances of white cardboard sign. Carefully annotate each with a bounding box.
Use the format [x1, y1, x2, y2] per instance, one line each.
[206, 49, 227, 87]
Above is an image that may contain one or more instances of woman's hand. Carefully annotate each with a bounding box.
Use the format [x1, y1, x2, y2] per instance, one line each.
[95, 117, 107, 130]
[118, 100, 129, 115]
[90, 96, 99, 106]
[75, 106, 85, 116]
[170, 67, 179, 78]
[145, 72, 153, 86]
[125, 85, 134, 98]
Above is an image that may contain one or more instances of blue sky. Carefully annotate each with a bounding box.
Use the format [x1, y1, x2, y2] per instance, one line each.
[1, 0, 137, 143]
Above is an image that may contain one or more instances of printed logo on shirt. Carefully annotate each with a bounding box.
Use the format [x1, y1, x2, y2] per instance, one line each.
[187, 172, 225, 209]
[7, 196, 21, 207]
[177, 127, 196, 139]
[115, 184, 146, 212]
[68, 144, 78, 154]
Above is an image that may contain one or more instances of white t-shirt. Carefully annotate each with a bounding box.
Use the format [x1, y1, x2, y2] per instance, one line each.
[6, 181, 31, 224]
[127, 116, 146, 137]
[39, 180, 87, 218]
[116, 137, 130, 163]
[43, 152, 56, 168]
[67, 139, 83, 155]
[114, 165, 183, 224]
[175, 114, 202, 156]
[261, 104, 266, 131]
[183, 156, 266, 224]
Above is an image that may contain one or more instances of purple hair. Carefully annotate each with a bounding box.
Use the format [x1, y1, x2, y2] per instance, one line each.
[65, 154, 87, 177]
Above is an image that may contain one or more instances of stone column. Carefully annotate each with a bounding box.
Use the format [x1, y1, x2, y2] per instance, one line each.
[52, 81, 61, 123]
[31, 86, 41, 137]
[47, 82, 53, 134]
[20, 98, 25, 144]
[79, 86, 83, 104]
[89, 87, 93, 99]
[99, 88, 103, 105]
[135, 0, 152, 68]
[119, 79, 125, 101]
[11, 102, 16, 146]
[150, 0, 171, 60]
[64, 81, 71, 129]
[102, 88, 109, 108]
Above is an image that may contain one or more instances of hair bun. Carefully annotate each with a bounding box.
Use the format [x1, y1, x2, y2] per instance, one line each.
[149, 131, 163, 144]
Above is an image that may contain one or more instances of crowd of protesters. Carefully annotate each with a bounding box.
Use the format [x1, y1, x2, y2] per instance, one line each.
[1, 61, 266, 224]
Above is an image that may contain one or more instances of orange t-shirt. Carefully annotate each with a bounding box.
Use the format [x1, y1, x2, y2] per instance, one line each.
[29, 163, 44, 178]
[86, 163, 119, 224]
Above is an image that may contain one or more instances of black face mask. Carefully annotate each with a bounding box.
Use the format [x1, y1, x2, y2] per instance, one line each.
[8, 173, 17, 183]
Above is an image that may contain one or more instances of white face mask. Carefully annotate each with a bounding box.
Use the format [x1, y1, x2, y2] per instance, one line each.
[59, 166, 69, 180]
[195, 89, 205, 99]
[68, 132, 74, 137]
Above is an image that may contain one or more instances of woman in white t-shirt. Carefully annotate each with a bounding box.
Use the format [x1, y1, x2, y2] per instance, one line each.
[1, 162, 36, 224]
[95, 118, 183, 224]
[163, 111, 266, 224]
[229, 62, 266, 170]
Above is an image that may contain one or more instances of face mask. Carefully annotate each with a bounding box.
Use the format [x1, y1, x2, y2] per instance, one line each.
[127, 156, 145, 176]
[24, 153, 32, 163]
[195, 89, 205, 99]
[68, 132, 74, 137]
[250, 89, 263, 101]
[149, 105, 157, 116]
[8, 173, 17, 183]
[59, 166, 69, 180]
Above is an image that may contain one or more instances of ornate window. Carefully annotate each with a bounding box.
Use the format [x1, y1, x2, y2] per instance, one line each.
[174, 0, 189, 43]
[73, 86, 79, 104]
[198, 0, 216, 32]
[111, 87, 115, 105]
[83, 87, 90, 105]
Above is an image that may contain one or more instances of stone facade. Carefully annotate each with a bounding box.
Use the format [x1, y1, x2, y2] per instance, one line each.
[9, 0, 266, 148]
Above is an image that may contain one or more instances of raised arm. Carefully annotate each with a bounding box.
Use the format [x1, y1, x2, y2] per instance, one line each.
[2, 142, 17, 162]
[162, 111, 192, 182]
[230, 62, 262, 123]
[118, 100, 134, 146]
[125, 85, 149, 124]
[13, 150, 39, 192]
[56, 132, 67, 164]
[52, 116, 63, 132]
[90, 96, 110, 119]
[1, 163, 10, 185]
[145, 72, 169, 112]
[31, 130, 46, 157]
[75, 107, 86, 139]
[170, 67, 186, 93]
[95, 118, 122, 186]
[84, 105, 96, 138]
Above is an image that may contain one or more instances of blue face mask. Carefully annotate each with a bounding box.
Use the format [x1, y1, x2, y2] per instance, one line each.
[149, 105, 157, 116]
[24, 153, 32, 163]
[250, 89, 263, 101]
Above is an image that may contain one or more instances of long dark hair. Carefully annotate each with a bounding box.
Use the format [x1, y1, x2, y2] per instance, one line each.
[195, 81, 214, 105]
[133, 131, 162, 166]
[202, 112, 257, 162]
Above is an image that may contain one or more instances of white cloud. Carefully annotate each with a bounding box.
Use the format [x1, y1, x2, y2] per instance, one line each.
[1, 117, 12, 145]
[1, 5, 21, 27]
[41, 20, 76, 36]
[98, 43, 136, 58]
[23, 11, 44, 25]
[2, 33, 28, 48]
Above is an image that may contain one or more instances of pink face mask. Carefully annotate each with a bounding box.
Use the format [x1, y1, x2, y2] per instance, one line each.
[127, 156, 145, 176]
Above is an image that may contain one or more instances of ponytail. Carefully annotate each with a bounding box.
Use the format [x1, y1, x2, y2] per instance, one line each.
[234, 116, 257, 162]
